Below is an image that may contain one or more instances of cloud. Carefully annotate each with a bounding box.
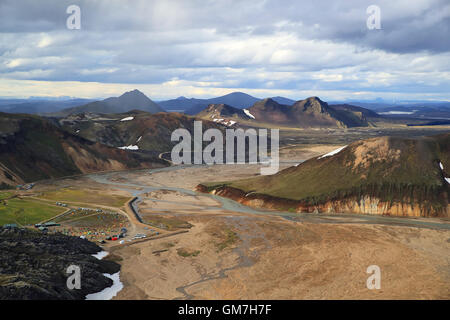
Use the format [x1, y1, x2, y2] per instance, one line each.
[0, 0, 449, 100]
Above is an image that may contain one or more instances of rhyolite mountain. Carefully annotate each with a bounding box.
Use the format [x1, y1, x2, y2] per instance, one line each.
[58, 110, 225, 154]
[197, 133, 450, 217]
[54, 90, 164, 116]
[245, 97, 373, 128]
[0, 112, 166, 187]
[161, 92, 260, 115]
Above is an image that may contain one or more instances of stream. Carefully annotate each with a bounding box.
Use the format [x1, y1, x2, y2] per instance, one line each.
[88, 164, 450, 231]
[86, 164, 449, 299]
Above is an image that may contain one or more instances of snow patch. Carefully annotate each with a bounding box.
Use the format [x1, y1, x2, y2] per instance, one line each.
[213, 118, 237, 127]
[318, 146, 347, 159]
[439, 162, 450, 184]
[85, 272, 123, 300]
[92, 251, 109, 260]
[86, 251, 123, 301]
[120, 116, 134, 121]
[243, 109, 255, 119]
[118, 145, 139, 150]
[136, 136, 142, 143]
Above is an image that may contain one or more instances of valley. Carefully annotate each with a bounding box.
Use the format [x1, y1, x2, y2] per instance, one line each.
[82, 158, 450, 299]
[2, 0, 450, 305]
[0, 90, 449, 300]
[2, 127, 447, 300]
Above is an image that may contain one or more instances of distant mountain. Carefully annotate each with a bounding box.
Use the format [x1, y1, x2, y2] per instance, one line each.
[0, 99, 95, 114]
[159, 92, 261, 115]
[329, 104, 380, 118]
[247, 97, 372, 128]
[54, 90, 164, 116]
[331, 100, 450, 116]
[270, 96, 296, 105]
[0, 99, 28, 106]
[158, 97, 206, 113]
[57, 110, 224, 153]
[198, 133, 450, 217]
[0, 112, 165, 187]
[206, 92, 260, 109]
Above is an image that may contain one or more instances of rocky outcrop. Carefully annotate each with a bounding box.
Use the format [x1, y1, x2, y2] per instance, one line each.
[0, 227, 119, 300]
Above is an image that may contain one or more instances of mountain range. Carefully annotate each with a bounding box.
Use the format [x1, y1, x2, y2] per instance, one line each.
[2, 90, 449, 121]
[196, 97, 377, 128]
[0, 98, 95, 115]
[158, 92, 296, 114]
[0, 97, 381, 188]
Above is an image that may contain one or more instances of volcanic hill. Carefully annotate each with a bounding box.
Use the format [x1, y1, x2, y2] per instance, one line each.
[197, 133, 450, 217]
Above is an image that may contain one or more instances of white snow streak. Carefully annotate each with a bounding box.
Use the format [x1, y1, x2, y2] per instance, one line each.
[318, 146, 347, 159]
[243, 109, 255, 119]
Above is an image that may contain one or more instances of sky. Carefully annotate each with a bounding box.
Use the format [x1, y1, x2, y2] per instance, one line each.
[0, 0, 449, 101]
